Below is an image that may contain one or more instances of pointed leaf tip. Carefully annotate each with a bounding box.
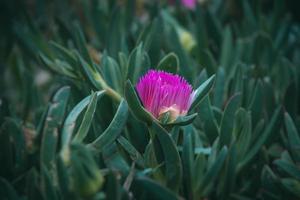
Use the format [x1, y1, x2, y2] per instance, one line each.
[190, 74, 216, 111]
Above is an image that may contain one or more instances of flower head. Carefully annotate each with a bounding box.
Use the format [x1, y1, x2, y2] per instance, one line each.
[181, 0, 197, 9]
[136, 70, 194, 121]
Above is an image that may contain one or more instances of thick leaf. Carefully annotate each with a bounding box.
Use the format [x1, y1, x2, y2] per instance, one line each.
[219, 94, 241, 149]
[205, 9, 222, 45]
[41, 165, 58, 200]
[261, 165, 280, 192]
[56, 157, 70, 198]
[0, 177, 19, 200]
[190, 74, 216, 111]
[193, 154, 207, 192]
[102, 143, 130, 174]
[70, 144, 104, 196]
[39, 53, 77, 78]
[118, 52, 128, 78]
[127, 44, 150, 84]
[137, 17, 163, 64]
[157, 53, 179, 74]
[198, 96, 219, 143]
[281, 178, 300, 198]
[235, 109, 252, 161]
[197, 146, 228, 195]
[90, 99, 128, 152]
[124, 80, 154, 124]
[220, 26, 234, 71]
[61, 91, 105, 150]
[50, 41, 77, 67]
[106, 7, 126, 59]
[182, 128, 194, 200]
[0, 118, 26, 175]
[213, 67, 225, 108]
[238, 107, 282, 171]
[117, 136, 144, 167]
[195, 5, 208, 50]
[101, 54, 123, 93]
[249, 81, 263, 126]
[105, 172, 122, 200]
[73, 92, 98, 143]
[77, 54, 105, 90]
[274, 160, 300, 180]
[41, 86, 70, 169]
[133, 177, 178, 200]
[25, 169, 42, 200]
[199, 50, 217, 76]
[218, 144, 237, 199]
[284, 113, 300, 162]
[150, 122, 182, 192]
[73, 23, 93, 66]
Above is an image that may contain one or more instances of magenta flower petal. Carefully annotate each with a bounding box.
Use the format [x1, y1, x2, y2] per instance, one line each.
[181, 0, 197, 9]
[136, 70, 194, 120]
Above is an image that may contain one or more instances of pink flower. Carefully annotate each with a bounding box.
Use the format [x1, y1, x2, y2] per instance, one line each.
[181, 0, 197, 9]
[136, 70, 194, 121]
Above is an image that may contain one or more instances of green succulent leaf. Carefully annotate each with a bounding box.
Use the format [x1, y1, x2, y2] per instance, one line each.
[73, 23, 93, 66]
[190, 74, 216, 111]
[238, 107, 282, 172]
[73, 91, 98, 143]
[117, 136, 145, 167]
[219, 94, 241, 149]
[127, 43, 150, 84]
[41, 86, 70, 169]
[149, 122, 182, 192]
[274, 159, 300, 181]
[197, 146, 228, 196]
[41, 165, 58, 200]
[284, 112, 300, 162]
[0, 178, 19, 200]
[90, 99, 129, 152]
[61, 91, 105, 150]
[133, 177, 178, 200]
[281, 178, 300, 198]
[157, 53, 179, 74]
[124, 80, 154, 124]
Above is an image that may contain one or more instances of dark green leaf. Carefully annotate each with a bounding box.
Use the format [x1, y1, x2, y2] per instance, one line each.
[133, 177, 178, 200]
[219, 94, 241, 149]
[61, 91, 105, 150]
[284, 113, 300, 162]
[73, 92, 98, 143]
[124, 80, 154, 124]
[238, 107, 282, 171]
[274, 160, 300, 180]
[197, 146, 228, 195]
[41, 86, 70, 168]
[90, 99, 128, 152]
[281, 178, 300, 198]
[190, 74, 216, 111]
[0, 177, 19, 200]
[117, 136, 144, 167]
[157, 53, 179, 74]
[150, 122, 182, 192]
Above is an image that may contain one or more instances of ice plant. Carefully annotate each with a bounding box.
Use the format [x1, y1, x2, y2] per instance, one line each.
[136, 70, 194, 122]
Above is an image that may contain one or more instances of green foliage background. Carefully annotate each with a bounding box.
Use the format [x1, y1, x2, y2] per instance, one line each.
[1, 0, 300, 199]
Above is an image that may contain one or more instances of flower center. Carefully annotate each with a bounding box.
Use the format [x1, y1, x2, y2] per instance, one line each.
[158, 104, 186, 122]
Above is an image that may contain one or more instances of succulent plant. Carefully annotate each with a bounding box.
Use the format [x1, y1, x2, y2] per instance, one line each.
[0, 0, 300, 199]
